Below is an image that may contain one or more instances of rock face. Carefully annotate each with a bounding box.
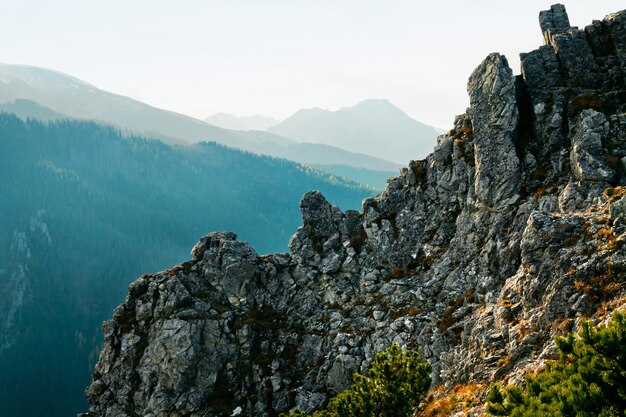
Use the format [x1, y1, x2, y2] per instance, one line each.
[468, 53, 520, 206]
[83, 5, 626, 417]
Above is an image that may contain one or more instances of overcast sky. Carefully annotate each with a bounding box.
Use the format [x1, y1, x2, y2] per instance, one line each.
[3, 1, 624, 128]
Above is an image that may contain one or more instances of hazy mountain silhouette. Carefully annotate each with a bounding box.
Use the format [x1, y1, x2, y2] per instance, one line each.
[268, 99, 438, 164]
[205, 112, 280, 131]
[0, 64, 399, 178]
[0, 98, 71, 122]
[310, 164, 396, 190]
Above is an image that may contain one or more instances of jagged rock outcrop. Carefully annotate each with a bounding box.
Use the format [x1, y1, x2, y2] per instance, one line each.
[468, 53, 520, 206]
[83, 5, 626, 417]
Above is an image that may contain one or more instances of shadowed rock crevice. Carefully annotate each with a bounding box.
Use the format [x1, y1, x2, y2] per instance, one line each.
[82, 4, 626, 417]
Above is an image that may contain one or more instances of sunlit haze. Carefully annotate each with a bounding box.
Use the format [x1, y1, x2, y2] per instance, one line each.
[3, 0, 624, 128]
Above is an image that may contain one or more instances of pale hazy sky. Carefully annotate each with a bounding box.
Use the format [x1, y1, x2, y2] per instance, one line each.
[2, 1, 624, 128]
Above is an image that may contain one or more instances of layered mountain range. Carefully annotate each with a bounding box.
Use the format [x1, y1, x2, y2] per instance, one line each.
[0, 64, 403, 187]
[82, 4, 626, 416]
[0, 66, 445, 189]
[204, 113, 279, 132]
[268, 99, 438, 164]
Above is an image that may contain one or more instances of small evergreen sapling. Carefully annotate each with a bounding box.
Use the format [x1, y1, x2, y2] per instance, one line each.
[487, 312, 626, 417]
[284, 343, 432, 417]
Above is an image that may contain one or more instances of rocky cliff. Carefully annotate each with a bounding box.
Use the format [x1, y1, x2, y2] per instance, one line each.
[82, 5, 626, 417]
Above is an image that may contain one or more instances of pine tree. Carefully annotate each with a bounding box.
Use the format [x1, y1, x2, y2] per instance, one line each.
[487, 312, 626, 416]
[284, 343, 432, 417]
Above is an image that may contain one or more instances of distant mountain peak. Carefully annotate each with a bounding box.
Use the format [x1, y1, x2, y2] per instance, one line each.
[346, 98, 412, 118]
[354, 98, 393, 106]
[0, 63, 96, 89]
[268, 99, 438, 164]
[0, 63, 400, 180]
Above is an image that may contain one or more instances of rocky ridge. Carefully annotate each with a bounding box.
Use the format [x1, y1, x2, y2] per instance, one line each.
[83, 5, 626, 417]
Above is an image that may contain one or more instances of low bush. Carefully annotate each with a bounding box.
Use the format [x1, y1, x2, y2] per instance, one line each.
[487, 312, 626, 416]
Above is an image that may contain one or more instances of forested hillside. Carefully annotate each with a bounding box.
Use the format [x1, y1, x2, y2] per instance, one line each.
[0, 114, 371, 417]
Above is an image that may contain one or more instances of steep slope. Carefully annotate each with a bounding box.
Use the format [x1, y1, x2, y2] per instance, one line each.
[0, 64, 400, 177]
[0, 63, 300, 150]
[0, 96, 398, 191]
[205, 113, 280, 131]
[0, 98, 70, 121]
[0, 63, 215, 145]
[0, 95, 398, 188]
[268, 99, 439, 164]
[310, 164, 396, 190]
[83, 5, 626, 417]
[220, 132, 399, 172]
[0, 114, 372, 417]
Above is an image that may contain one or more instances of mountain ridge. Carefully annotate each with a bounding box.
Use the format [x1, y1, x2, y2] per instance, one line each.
[0, 96, 398, 189]
[204, 113, 280, 131]
[268, 98, 439, 164]
[82, 4, 626, 416]
[0, 98, 70, 121]
[0, 63, 401, 174]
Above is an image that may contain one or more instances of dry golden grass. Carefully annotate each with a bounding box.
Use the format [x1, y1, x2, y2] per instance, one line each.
[575, 280, 594, 295]
[592, 214, 611, 224]
[591, 272, 622, 295]
[496, 355, 512, 367]
[555, 317, 574, 334]
[596, 296, 626, 319]
[597, 238, 618, 252]
[603, 281, 623, 294]
[563, 235, 581, 247]
[533, 186, 558, 198]
[517, 321, 538, 342]
[164, 268, 179, 276]
[604, 186, 626, 203]
[595, 227, 614, 238]
[420, 383, 487, 417]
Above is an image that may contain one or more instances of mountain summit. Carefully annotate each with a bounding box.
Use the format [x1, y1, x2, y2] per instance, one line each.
[83, 4, 626, 417]
[268, 99, 438, 164]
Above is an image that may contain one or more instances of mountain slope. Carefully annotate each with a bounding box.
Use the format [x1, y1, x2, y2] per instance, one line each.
[0, 114, 372, 417]
[0, 95, 396, 189]
[310, 164, 396, 190]
[0, 98, 70, 121]
[268, 99, 439, 164]
[83, 5, 626, 417]
[0, 64, 297, 150]
[205, 113, 280, 131]
[0, 64, 399, 176]
[0, 96, 399, 189]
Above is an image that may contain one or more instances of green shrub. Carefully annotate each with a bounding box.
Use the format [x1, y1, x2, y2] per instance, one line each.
[284, 343, 432, 417]
[487, 312, 626, 416]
